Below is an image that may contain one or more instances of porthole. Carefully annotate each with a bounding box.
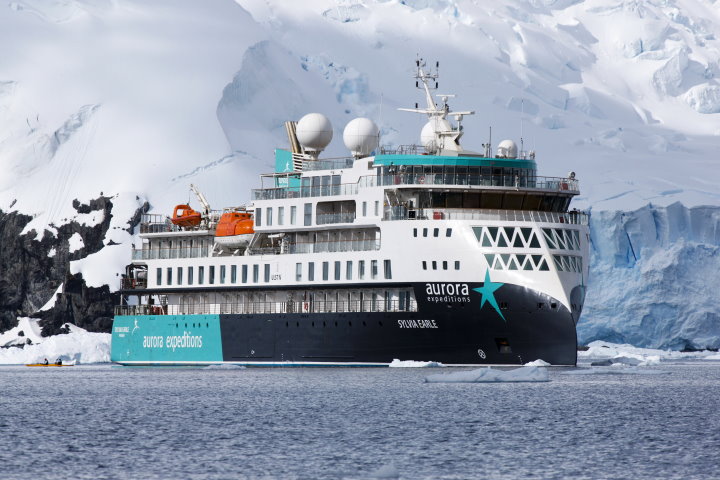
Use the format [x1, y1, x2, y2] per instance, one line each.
[378, 321, 383, 327]
[312, 322, 315, 327]
[363, 321, 367, 327]
[296, 322, 300, 327]
[335, 321, 338, 327]
[286, 322, 289, 327]
[323, 321, 326, 327]
[349, 322, 352, 327]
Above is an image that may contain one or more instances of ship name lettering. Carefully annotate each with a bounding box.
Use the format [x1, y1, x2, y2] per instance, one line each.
[425, 283, 469, 296]
[398, 319, 438, 329]
[114, 326, 129, 333]
[143, 335, 164, 348]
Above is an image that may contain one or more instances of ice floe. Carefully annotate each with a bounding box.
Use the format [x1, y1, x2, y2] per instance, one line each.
[425, 366, 549, 383]
[389, 359, 445, 368]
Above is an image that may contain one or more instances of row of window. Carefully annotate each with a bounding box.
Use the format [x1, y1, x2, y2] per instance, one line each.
[413, 227, 452, 238]
[422, 260, 461, 271]
[255, 201, 381, 228]
[156, 260, 393, 286]
[553, 255, 584, 273]
[473, 226, 581, 251]
[485, 254, 550, 271]
[295, 259, 392, 281]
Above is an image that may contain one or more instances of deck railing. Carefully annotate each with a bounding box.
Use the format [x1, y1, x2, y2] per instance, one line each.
[384, 207, 590, 225]
[251, 173, 579, 201]
[114, 299, 417, 316]
[132, 246, 213, 260]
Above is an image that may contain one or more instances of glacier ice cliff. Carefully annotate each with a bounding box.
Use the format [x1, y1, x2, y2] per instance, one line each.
[581, 203, 720, 350]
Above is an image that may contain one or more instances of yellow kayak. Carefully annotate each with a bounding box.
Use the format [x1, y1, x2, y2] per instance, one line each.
[26, 363, 74, 367]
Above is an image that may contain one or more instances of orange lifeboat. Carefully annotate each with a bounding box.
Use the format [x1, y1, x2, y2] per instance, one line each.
[215, 211, 254, 248]
[171, 204, 202, 228]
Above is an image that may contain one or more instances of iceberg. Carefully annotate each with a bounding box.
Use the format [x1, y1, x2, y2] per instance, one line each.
[389, 359, 445, 368]
[424, 366, 549, 383]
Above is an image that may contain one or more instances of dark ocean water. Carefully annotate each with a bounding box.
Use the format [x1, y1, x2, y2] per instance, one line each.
[1, 364, 719, 480]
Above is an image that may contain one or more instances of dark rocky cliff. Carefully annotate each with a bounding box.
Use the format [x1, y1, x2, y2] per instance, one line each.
[0, 197, 147, 336]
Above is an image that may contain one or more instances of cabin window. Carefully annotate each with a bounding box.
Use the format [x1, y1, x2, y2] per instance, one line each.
[433, 228, 439, 237]
[220, 265, 226, 284]
[296, 263, 302, 281]
[446, 228, 452, 237]
[267, 207, 273, 226]
[371, 260, 378, 279]
[308, 262, 315, 281]
[166, 267, 172, 285]
[304, 203, 312, 226]
[322, 261, 329, 281]
[423, 228, 428, 237]
[256, 208, 262, 227]
[241, 265, 247, 283]
[290, 206, 296, 225]
[362, 202, 367, 216]
[253, 265, 259, 283]
[334, 261, 341, 281]
[359, 260, 365, 280]
[442, 261, 448, 270]
[264, 264, 270, 282]
[209, 266, 215, 284]
[346, 261, 353, 280]
[188, 267, 194, 285]
[198, 266, 205, 285]
[413, 228, 418, 238]
[156, 268, 162, 286]
[432, 261, 437, 270]
[177, 267, 183, 285]
[277, 207, 284, 226]
[384, 260, 392, 279]
[231, 265, 237, 283]
[422, 261, 427, 270]
[455, 261, 460, 270]
[374, 201, 379, 216]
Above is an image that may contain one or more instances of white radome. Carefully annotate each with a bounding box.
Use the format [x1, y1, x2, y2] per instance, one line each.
[497, 139, 518, 158]
[343, 117, 379, 157]
[296, 113, 333, 152]
[420, 118, 452, 154]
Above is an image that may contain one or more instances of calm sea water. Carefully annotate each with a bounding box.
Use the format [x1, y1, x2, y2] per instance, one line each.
[1, 364, 719, 480]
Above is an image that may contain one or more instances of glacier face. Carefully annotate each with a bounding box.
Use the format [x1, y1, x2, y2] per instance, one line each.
[582, 203, 720, 349]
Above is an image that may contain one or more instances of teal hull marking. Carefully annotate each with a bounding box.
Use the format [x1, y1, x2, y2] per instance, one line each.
[111, 315, 223, 364]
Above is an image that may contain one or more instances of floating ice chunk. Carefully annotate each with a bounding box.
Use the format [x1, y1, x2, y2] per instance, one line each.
[524, 359, 551, 367]
[563, 367, 670, 375]
[389, 359, 445, 368]
[425, 366, 549, 383]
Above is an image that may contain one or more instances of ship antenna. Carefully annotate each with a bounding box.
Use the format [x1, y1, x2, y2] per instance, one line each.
[520, 98, 524, 158]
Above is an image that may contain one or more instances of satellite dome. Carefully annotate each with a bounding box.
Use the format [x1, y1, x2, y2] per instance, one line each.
[343, 117, 379, 157]
[296, 113, 333, 153]
[497, 139, 518, 159]
[420, 118, 452, 154]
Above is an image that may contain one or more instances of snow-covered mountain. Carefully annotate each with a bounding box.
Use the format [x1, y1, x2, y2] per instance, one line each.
[0, 0, 718, 348]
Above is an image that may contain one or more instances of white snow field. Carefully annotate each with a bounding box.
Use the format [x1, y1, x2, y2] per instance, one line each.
[0, 318, 110, 364]
[0, 0, 719, 348]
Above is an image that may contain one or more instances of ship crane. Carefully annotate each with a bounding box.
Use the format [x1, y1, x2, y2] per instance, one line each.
[190, 183, 211, 217]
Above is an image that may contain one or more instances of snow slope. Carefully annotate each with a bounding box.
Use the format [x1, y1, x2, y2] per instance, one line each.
[1, 0, 719, 347]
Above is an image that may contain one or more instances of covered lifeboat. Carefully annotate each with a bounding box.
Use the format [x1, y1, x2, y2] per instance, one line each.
[171, 204, 202, 228]
[215, 211, 254, 248]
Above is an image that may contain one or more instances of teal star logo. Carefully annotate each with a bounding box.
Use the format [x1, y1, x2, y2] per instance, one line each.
[473, 270, 506, 321]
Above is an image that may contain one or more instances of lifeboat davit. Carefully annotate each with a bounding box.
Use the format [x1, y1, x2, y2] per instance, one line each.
[171, 204, 202, 228]
[215, 211, 254, 248]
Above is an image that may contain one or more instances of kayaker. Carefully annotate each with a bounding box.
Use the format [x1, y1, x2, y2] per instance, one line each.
[43, 358, 48, 365]
[55, 358, 62, 366]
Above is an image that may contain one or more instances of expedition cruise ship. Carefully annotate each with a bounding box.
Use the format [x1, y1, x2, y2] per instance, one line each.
[111, 62, 590, 366]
